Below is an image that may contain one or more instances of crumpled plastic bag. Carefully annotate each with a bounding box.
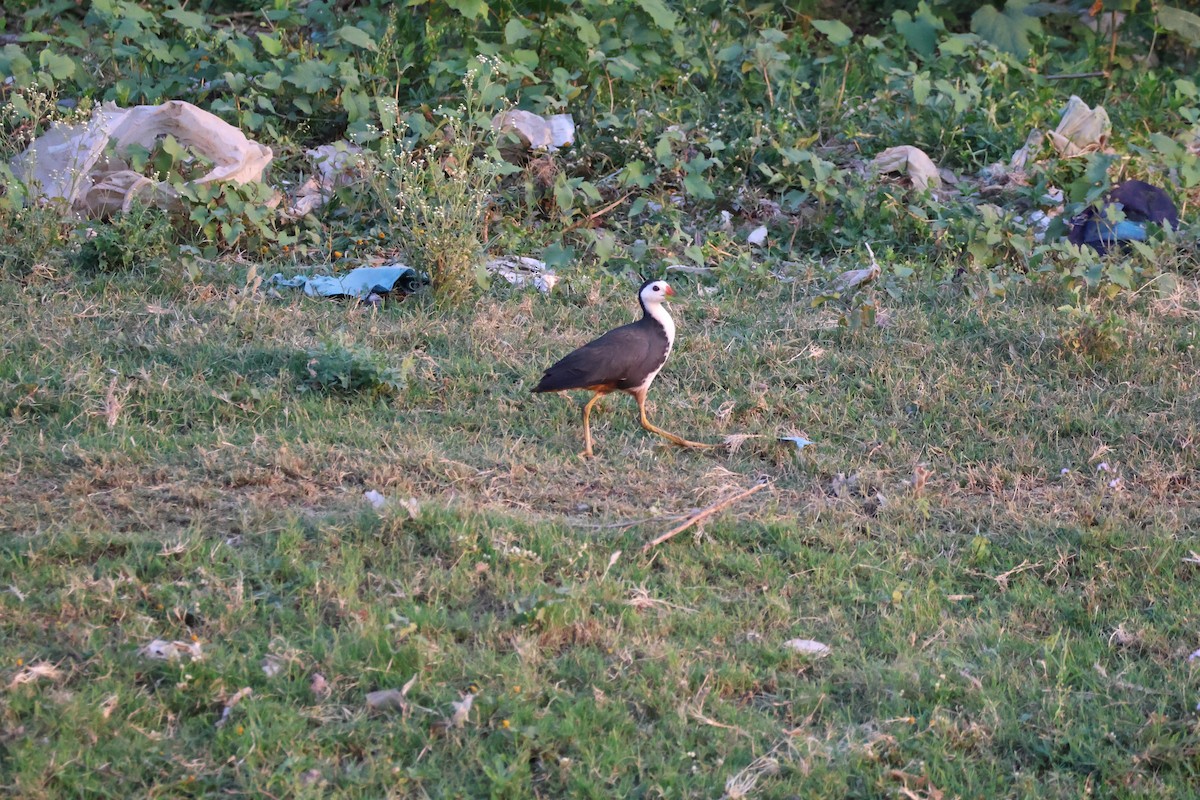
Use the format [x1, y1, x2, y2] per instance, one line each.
[871, 145, 941, 192]
[9, 100, 273, 216]
[280, 142, 365, 220]
[492, 110, 575, 151]
[269, 265, 420, 299]
[1047, 95, 1110, 157]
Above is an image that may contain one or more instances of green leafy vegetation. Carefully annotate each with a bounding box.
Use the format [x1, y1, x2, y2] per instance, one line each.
[2, 1, 1199, 797]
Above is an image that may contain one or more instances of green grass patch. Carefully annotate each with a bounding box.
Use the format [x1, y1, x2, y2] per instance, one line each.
[2, 266, 1198, 797]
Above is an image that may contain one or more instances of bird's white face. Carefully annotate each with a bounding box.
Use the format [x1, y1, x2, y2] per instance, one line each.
[641, 281, 675, 305]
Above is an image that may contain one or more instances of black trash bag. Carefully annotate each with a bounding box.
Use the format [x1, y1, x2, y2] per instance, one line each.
[1067, 179, 1179, 255]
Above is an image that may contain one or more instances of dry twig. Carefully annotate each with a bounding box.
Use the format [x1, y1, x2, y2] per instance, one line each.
[643, 479, 771, 553]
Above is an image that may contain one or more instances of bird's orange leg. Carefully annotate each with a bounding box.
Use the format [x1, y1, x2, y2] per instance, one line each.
[580, 391, 606, 458]
[632, 389, 715, 450]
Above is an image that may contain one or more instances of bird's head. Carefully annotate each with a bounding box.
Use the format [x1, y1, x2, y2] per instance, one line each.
[639, 279, 674, 306]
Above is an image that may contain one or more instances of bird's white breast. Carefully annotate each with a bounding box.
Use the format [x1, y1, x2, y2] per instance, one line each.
[646, 301, 675, 354]
[630, 300, 674, 392]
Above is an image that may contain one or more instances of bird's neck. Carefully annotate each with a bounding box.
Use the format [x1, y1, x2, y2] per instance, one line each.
[642, 301, 676, 351]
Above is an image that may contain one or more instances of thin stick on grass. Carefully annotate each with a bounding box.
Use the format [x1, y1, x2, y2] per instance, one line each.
[642, 479, 770, 553]
[563, 191, 633, 233]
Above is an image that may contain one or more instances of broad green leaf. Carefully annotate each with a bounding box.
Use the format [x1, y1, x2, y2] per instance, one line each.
[0, 44, 34, 82]
[654, 135, 676, 167]
[1158, 5, 1200, 46]
[893, 3, 943, 59]
[160, 135, 187, 160]
[257, 71, 282, 90]
[939, 33, 977, 56]
[241, 109, 264, 131]
[38, 49, 75, 80]
[257, 33, 283, 56]
[1149, 132, 1182, 158]
[444, 0, 489, 21]
[285, 60, 333, 94]
[812, 19, 853, 47]
[682, 172, 714, 200]
[971, 0, 1041, 59]
[553, 175, 575, 214]
[542, 243, 575, 268]
[336, 25, 378, 51]
[715, 43, 743, 62]
[504, 18, 531, 44]
[913, 73, 931, 105]
[635, 0, 678, 31]
[343, 91, 371, 122]
[568, 12, 600, 46]
[163, 7, 206, 30]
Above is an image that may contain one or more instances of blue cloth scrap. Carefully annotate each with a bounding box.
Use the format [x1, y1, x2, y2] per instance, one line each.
[269, 265, 420, 298]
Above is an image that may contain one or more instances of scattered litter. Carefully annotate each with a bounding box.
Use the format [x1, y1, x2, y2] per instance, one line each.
[747, 225, 769, 246]
[872, 145, 941, 192]
[310, 672, 330, 698]
[1066, 179, 1179, 255]
[830, 242, 882, 293]
[366, 673, 416, 714]
[215, 687, 252, 728]
[1097, 462, 1110, 472]
[139, 638, 203, 662]
[664, 264, 715, 275]
[485, 256, 558, 293]
[1061, 467, 1071, 475]
[10, 100, 272, 216]
[1189, 648, 1200, 661]
[1048, 95, 1110, 157]
[269, 264, 420, 300]
[492, 110, 575, 151]
[1008, 129, 1044, 174]
[366, 688, 409, 713]
[281, 142, 366, 220]
[778, 436, 814, 451]
[398, 497, 421, 518]
[447, 690, 475, 728]
[783, 638, 831, 657]
[363, 489, 387, 510]
[261, 655, 285, 678]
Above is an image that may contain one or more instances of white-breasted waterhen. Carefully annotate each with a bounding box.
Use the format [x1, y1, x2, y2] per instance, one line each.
[532, 279, 713, 458]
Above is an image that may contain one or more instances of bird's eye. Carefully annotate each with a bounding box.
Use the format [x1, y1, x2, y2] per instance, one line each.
[652, 284, 661, 292]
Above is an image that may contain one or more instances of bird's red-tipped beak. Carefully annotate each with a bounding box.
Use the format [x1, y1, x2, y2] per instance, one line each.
[664, 284, 675, 297]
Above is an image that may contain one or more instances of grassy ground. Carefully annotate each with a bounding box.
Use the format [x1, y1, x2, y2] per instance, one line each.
[2, 264, 1199, 798]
